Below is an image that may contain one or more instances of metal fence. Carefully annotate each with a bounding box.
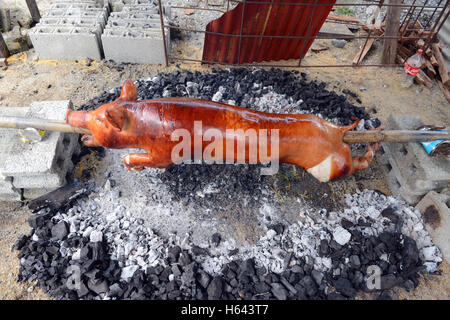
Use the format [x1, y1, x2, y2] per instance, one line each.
[156, 0, 450, 68]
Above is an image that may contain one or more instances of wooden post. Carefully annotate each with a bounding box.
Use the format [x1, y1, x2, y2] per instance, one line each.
[0, 8, 12, 32]
[0, 33, 10, 58]
[25, 0, 41, 23]
[381, 0, 402, 64]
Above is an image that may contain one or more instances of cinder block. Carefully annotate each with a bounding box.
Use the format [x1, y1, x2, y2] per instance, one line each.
[102, 0, 169, 64]
[31, 1, 109, 61]
[0, 101, 81, 200]
[0, 176, 22, 202]
[12, 133, 79, 189]
[379, 150, 423, 204]
[101, 28, 169, 64]
[0, 106, 30, 174]
[0, 107, 30, 201]
[44, 9, 109, 25]
[13, 174, 66, 189]
[1, 101, 78, 180]
[30, 26, 103, 60]
[381, 114, 450, 204]
[0, 192, 22, 202]
[50, 3, 98, 11]
[415, 189, 450, 263]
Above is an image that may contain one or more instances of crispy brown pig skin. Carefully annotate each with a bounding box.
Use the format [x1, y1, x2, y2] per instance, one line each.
[66, 79, 380, 182]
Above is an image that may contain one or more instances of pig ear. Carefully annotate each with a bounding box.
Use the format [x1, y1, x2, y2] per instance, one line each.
[105, 106, 128, 131]
[119, 79, 138, 101]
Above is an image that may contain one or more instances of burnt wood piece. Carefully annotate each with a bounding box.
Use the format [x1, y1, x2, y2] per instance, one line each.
[28, 181, 92, 213]
[25, 0, 41, 23]
[0, 33, 10, 58]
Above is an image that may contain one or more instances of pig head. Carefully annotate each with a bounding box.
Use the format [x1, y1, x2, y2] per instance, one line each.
[66, 79, 140, 149]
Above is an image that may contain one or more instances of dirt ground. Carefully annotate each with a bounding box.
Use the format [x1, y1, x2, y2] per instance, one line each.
[0, 23, 449, 300]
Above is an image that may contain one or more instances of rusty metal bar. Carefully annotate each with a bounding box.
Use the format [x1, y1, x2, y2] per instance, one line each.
[298, 0, 320, 67]
[164, 24, 432, 40]
[356, 29, 373, 66]
[170, 1, 447, 9]
[400, 0, 417, 34]
[424, 0, 444, 28]
[237, 0, 247, 64]
[423, 1, 450, 52]
[157, 0, 169, 67]
[168, 55, 403, 67]
[0, 116, 91, 134]
[410, 0, 430, 31]
[218, 1, 445, 8]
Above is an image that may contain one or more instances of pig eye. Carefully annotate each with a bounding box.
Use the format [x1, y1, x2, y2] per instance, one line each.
[96, 117, 104, 125]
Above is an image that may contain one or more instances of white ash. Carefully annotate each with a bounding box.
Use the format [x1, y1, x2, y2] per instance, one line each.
[190, 189, 443, 274]
[50, 168, 442, 277]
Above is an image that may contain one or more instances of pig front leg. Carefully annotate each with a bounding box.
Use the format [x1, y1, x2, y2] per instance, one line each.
[123, 153, 173, 171]
[81, 135, 101, 147]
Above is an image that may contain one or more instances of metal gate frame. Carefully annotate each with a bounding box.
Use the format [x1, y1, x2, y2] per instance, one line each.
[156, 0, 450, 68]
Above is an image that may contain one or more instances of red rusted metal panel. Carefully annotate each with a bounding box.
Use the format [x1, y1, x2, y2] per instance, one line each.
[202, 0, 336, 64]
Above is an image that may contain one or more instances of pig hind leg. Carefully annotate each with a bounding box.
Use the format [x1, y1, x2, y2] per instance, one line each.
[349, 125, 385, 174]
[123, 153, 173, 171]
[350, 142, 381, 174]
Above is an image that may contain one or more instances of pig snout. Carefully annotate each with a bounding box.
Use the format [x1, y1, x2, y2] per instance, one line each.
[66, 109, 89, 128]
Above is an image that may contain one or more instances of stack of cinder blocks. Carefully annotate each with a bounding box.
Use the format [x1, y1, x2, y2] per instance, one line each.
[0, 101, 80, 201]
[102, 0, 170, 64]
[29, 0, 110, 60]
[415, 189, 450, 263]
[380, 114, 450, 205]
[29, 0, 170, 64]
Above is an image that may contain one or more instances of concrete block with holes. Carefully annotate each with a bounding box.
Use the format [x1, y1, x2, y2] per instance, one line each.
[0, 107, 29, 201]
[415, 189, 450, 262]
[29, 1, 108, 60]
[0, 101, 81, 200]
[380, 114, 450, 205]
[101, 1, 170, 64]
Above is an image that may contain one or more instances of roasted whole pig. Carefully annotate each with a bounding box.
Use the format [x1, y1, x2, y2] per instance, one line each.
[67, 80, 381, 182]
